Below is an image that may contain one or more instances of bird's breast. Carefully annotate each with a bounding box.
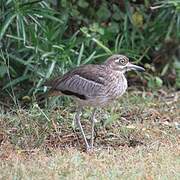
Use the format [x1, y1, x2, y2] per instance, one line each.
[106, 73, 127, 98]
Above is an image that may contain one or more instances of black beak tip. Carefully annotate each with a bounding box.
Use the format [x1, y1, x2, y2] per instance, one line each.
[127, 64, 145, 72]
[137, 67, 145, 72]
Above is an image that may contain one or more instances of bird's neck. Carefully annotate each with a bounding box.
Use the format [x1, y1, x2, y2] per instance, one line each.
[116, 72, 128, 89]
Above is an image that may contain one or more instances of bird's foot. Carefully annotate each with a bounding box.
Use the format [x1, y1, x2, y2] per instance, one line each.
[93, 118, 98, 123]
[86, 146, 94, 153]
[72, 118, 80, 130]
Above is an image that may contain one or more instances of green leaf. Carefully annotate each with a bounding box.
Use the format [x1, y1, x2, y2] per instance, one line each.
[71, 8, 80, 17]
[0, 65, 7, 78]
[147, 76, 163, 89]
[108, 22, 119, 33]
[155, 77, 163, 88]
[3, 75, 29, 89]
[112, 4, 121, 21]
[161, 63, 169, 76]
[92, 37, 112, 54]
[8, 54, 33, 67]
[61, 0, 68, 8]
[89, 23, 104, 35]
[77, 43, 84, 66]
[0, 14, 16, 40]
[82, 51, 96, 65]
[78, 0, 89, 8]
[45, 61, 56, 79]
[97, 4, 111, 21]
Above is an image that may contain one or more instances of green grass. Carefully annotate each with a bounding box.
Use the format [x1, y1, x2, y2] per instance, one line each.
[0, 89, 179, 179]
[1, 0, 179, 98]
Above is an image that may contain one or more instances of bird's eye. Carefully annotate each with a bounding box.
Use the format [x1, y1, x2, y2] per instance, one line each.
[119, 59, 127, 65]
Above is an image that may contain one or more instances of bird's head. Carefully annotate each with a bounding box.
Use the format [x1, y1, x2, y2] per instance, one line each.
[104, 54, 145, 73]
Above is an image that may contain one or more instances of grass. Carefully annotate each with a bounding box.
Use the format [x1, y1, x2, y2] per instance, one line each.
[0, 144, 179, 179]
[0, 89, 180, 179]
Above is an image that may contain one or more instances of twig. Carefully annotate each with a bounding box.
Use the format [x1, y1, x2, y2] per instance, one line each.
[0, 100, 11, 109]
[150, 5, 164, 10]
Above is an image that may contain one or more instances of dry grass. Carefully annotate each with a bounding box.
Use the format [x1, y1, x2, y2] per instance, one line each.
[0, 143, 179, 179]
[0, 89, 180, 179]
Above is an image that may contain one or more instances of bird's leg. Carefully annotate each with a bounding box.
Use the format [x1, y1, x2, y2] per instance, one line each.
[75, 107, 90, 151]
[72, 107, 83, 128]
[90, 108, 97, 149]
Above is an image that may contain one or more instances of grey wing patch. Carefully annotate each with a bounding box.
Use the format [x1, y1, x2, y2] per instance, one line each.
[55, 74, 104, 99]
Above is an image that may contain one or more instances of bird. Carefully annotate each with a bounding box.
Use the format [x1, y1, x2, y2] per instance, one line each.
[44, 54, 145, 151]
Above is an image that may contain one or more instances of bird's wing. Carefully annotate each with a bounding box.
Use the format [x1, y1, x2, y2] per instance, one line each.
[48, 65, 107, 99]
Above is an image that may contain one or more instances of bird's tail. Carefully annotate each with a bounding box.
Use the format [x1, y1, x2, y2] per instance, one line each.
[36, 89, 63, 107]
[36, 76, 63, 106]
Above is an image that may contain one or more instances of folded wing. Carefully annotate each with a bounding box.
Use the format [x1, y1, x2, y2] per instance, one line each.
[46, 65, 107, 100]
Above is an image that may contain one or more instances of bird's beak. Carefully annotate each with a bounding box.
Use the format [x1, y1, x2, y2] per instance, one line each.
[126, 62, 145, 72]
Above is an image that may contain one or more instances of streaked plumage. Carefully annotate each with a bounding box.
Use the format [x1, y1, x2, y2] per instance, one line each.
[47, 64, 127, 106]
[45, 54, 145, 151]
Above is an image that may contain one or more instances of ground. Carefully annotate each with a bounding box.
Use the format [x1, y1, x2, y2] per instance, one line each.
[0, 89, 179, 179]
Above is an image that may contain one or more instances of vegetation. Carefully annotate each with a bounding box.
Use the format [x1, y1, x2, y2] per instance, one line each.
[0, 144, 179, 179]
[0, 0, 180, 106]
[0, 91, 179, 179]
[0, 1, 179, 179]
